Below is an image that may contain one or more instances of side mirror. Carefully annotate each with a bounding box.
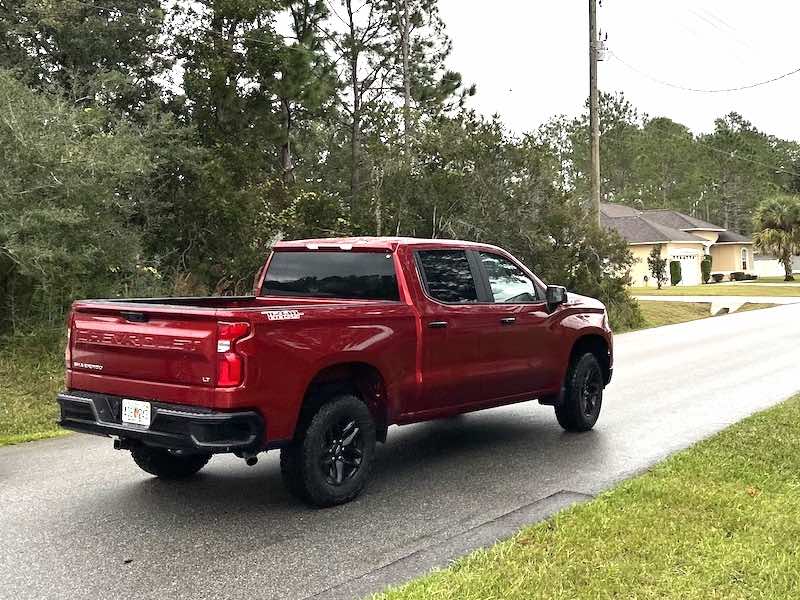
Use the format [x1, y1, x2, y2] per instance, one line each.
[545, 285, 568, 309]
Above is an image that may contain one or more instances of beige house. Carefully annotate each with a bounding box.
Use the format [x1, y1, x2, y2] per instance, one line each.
[601, 203, 754, 287]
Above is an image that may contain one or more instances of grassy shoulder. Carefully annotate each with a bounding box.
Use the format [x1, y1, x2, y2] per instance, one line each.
[630, 284, 800, 297]
[374, 393, 800, 600]
[0, 330, 67, 446]
[615, 301, 778, 333]
[740, 276, 799, 284]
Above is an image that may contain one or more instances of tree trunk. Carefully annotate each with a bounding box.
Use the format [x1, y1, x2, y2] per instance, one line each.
[400, 0, 411, 148]
[350, 93, 361, 216]
[280, 97, 295, 184]
[783, 250, 795, 281]
[347, 1, 361, 218]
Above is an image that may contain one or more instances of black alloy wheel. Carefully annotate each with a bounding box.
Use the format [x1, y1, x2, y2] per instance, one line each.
[580, 362, 603, 418]
[555, 352, 604, 432]
[280, 393, 376, 507]
[321, 418, 364, 486]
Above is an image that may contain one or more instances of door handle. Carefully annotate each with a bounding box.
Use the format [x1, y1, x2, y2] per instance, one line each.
[428, 321, 448, 329]
[500, 317, 516, 325]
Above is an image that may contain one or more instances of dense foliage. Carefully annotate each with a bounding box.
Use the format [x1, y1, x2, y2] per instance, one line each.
[1, 1, 798, 333]
[753, 195, 800, 281]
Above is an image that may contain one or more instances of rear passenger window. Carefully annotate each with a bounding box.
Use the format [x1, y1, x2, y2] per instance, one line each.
[479, 252, 539, 303]
[417, 250, 478, 303]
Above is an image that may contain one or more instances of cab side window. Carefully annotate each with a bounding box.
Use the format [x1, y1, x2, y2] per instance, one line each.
[417, 250, 479, 303]
[479, 252, 539, 303]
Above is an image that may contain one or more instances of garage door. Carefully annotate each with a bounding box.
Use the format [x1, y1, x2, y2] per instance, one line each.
[670, 252, 701, 286]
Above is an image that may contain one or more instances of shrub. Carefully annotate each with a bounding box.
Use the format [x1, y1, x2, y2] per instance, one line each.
[730, 272, 746, 281]
[647, 245, 668, 289]
[701, 255, 712, 284]
[711, 273, 724, 283]
[607, 298, 645, 333]
[669, 260, 682, 286]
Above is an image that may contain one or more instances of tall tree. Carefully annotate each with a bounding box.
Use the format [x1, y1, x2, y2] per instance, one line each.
[0, 70, 152, 327]
[699, 113, 781, 233]
[326, 0, 394, 216]
[0, 0, 168, 115]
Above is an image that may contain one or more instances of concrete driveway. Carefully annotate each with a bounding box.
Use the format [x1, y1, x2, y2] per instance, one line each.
[2, 304, 800, 600]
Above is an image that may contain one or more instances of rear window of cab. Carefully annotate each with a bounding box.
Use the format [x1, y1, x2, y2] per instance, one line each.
[261, 251, 399, 301]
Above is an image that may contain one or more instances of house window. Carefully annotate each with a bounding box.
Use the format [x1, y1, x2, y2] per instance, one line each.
[741, 248, 748, 270]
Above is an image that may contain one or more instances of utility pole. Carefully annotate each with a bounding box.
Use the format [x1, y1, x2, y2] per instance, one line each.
[589, 0, 601, 225]
[401, 0, 411, 148]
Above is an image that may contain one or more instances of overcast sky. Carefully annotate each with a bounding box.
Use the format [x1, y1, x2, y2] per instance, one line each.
[437, 0, 800, 141]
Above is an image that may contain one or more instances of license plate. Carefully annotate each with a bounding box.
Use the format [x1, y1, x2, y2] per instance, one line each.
[122, 399, 151, 427]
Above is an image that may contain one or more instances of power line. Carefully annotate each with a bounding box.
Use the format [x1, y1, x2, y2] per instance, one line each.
[693, 137, 800, 178]
[602, 125, 800, 179]
[610, 50, 800, 93]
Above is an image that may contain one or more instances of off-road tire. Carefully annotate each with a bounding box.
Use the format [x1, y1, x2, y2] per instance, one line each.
[131, 445, 211, 479]
[555, 352, 604, 432]
[280, 394, 376, 508]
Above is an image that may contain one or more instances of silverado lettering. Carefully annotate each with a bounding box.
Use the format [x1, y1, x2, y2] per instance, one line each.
[75, 330, 204, 353]
[58, 237, 613, 507]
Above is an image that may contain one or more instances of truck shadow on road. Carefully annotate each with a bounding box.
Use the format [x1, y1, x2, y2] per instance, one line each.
[105, 404, 607, 520]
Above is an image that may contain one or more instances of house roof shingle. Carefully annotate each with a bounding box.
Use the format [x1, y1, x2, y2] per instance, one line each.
[716, 229, 752, 243]
[601, 214, 707, 244]
[599, 203, 641, 218]
[600, 202, 751, 245]
[640, 210, 725, 231]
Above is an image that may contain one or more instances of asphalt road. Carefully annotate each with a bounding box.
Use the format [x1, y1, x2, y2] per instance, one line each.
[2, 304, 800, 600]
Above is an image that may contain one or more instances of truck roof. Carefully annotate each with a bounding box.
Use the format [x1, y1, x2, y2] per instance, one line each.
[273, 236, 502, 252]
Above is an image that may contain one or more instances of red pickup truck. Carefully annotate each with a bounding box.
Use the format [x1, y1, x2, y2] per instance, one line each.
[58, 237, 612, 506]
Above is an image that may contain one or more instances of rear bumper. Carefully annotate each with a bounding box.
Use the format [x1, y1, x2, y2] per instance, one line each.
[57, 390, 264, 453]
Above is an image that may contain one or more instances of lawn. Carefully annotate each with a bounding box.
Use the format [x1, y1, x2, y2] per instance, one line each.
[0, 330, 67, 446]
[740, 276, 799, 284]
[630, 284, 800, 297]
[736, 302, 780, 313]
[374, 393, 800, 600]
[635, 300, 711, 329]
[617, 300, 778, 333]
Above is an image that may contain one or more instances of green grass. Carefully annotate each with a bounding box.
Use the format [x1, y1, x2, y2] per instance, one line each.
[616, 301, 778, 333]
[736, 302, 780, 313]
[0, 330, 68, 446]
[740, 276, 800, 284]
[630, 284, 800, 297]
[636, 300, 711, 329]
[374, 393, 800, 600]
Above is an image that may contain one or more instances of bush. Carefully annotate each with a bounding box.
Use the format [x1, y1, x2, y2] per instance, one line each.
[730, 272, 746, 281]
[647, 245, 668, 289]
[701, 255, 712, 283]
[711, 273, 724, 283]
[607, 298, 645, 333]
[669, 261, 682, 286]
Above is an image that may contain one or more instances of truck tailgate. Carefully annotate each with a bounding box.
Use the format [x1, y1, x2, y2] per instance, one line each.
[70, 306, 218, 388]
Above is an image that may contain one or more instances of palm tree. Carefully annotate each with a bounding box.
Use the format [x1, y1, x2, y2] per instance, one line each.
[753, 195, 800, 281]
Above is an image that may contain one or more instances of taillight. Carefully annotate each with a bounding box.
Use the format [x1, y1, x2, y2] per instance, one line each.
[216, 321, 250, 387]
[64, 312, 73, 369]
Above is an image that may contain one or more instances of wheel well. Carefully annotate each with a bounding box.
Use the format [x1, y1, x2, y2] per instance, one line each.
[570, 335, 611, 385]
[298, 362, 389, 442]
